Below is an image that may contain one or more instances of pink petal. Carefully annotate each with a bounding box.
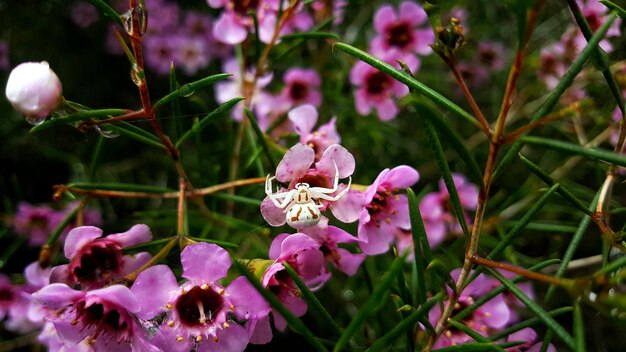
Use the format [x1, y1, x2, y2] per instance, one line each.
[480, 294, 511, 329]
[358, 221, 394, 255]
[120, 252, 152, 276]
[64, 226, 103, 259]
[269, 233, 290, 259]
[276, 143, 315, 183]
[398, 1, 427, 25]
[107, 224, 152, 248]
[383, 165, 420, 189]
[86, 285, 140, 313]
[375, 98, 399, 121]
[130, 265, 179, 320]
[260, 196, 288, 227]
[424, 221, 447, 248]
[374, 5, 397, 33]
[414, 29, 435, 54]
[249, 315, 273, 344]
[316, 144, 355, 179]
[33, 283, 84, 309]
[227, 276, 270, 320]
[182, 242, 232, 282]
[354, 89, 373, 116]
[349, 61, 370, 85]
[24, 261, 50, 288]
[213, 13, 248, 45]
[330, 188, 365, 223]
[289, 104, 318, 136]
[335, 248, 365, 275]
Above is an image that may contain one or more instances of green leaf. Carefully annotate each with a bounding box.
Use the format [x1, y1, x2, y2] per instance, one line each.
[281, 32, 340, 40]
[472, 184, 558, 280]
[231, 259, 328, 352]
[186, 237, 238, 249]
[66, 182, 174, 193]
[107, 123, 165, 150]
[411, 101, 483, 187]
[244, 108, 277, 170]
[519, 154, 592, 216]
[568, 0, 624, 114]
[176, 98, 244, 147]
[486, 268, 575, 349]
[30, 109, 128, 133]
[332, 42, 480, 129]
[333, 253, 408, 352]
[505, 0, 535, 49]
[600, 1, 626, 18]
[488, 307, 573, 341]
[420, 114, 469, 236]
[153, 73, 232, 110]
[520, 136, 626, 167]
[574, 301, 585, 352]
[86, 0, 122, 25]
[366, 292, 443, 352]
[545, 191, 599, 303]
[407, 188, 430, 306]
[493, 14, 618, 180]
[169, 65, 183, 139]
[284, 264, 341, 337]
[46, 205, 80, 246]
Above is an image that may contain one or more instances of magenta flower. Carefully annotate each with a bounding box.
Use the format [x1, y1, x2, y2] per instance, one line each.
[131, 242, 270, 351]
[357, 166, 419, 255]
[419, 173, 478, 247]
[476, 41, 505, 71]
[275, 68, 322, 112]
[13, 202, 63, 246]
[209, 0, 272, 45]
[370, 1, 433, 68]
[144, 35, 178, 75]
[215, 58, 274, 129]
[300, 217, 365, 276]
[33, 283, 158, 352]
[505, 328, 556, 352]
[260, 143, 361, 227]
[0, 273, 42, 334]
[49, 225, 152, 290]
[260, 233, 328, 334]
[173, 36, 210, 76]
[430, 269, 512, 349]
[288, 105, 341, 161]
[350, 51, 410, 121]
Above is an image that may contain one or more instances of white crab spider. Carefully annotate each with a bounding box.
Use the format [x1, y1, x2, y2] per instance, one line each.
[265, 160, 352, 229]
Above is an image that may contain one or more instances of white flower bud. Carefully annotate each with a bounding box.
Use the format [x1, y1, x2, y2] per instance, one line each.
[5, 61, 63, 123]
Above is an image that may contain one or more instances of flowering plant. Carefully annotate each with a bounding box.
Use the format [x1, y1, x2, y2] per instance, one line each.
[1, 0, 626, 351]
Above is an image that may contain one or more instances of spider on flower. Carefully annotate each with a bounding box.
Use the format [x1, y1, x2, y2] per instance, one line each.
[265, 160, 352, 229]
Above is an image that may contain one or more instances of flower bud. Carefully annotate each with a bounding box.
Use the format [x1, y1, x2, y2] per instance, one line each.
[5, 61, 62, 123]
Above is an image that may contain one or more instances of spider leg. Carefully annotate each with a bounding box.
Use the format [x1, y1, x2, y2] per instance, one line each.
[269, 189, 296, 209]
[310, 176, 351, 201]
[309, 159, 341, 194]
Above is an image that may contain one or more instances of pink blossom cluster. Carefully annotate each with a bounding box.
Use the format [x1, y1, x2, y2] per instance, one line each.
[430, 269, 552, 350]
[456, 41, 506, 89]
[350, 1, 434, 121]
[13, 202, 102, 246]
[538, 0, 621, 97]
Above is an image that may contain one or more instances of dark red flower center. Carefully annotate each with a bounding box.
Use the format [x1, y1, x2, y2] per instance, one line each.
[70, 240, 123, 287]
[385, 22, 413, 49]
[0, 287, 14, 302]
[365, 71, 392, 95]
[295, 172, 331, 189]
[28, 214, 50, 229]
[232, 0, 259, 16]
[175, 286, 224, 327]
[289, 81, 309, 102]
[77, 301, 130, 338]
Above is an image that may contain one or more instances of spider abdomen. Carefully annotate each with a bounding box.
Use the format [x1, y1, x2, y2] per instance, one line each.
[286, 203, 321, 228]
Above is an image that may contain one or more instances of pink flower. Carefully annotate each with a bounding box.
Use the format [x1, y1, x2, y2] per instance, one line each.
[260, 143, 361, 227]
[131, 242, 269, 351]
[350, 51, 410, 121]
[357, 166, 419, 255]
[173, 36, 210, 76]
[476, 41, 505, 71]
[275, 68, 322, 112]
[5, 61, 63, 123]
[258, 233, 328, 337]
[505, 328, 556, 352]
[33, 283, 159, 351]
[430, 269, 512, 349]
[419, 173, 478, 247]
[70, 2, 99, 28]
[0, 273, 42, 334]
[215, 58, 274, 129]
[49, 225, 152, 290]
[13, 202, 64, 246]
[370, 1, 433, 69]
[300, 217, 365, 275]
[288, 105, 341, 161]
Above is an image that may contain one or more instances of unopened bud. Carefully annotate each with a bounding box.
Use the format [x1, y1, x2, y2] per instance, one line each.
[5, 61, 63, 124]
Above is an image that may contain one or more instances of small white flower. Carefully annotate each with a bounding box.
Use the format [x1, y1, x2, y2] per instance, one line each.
[5, 61, 62, 122]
